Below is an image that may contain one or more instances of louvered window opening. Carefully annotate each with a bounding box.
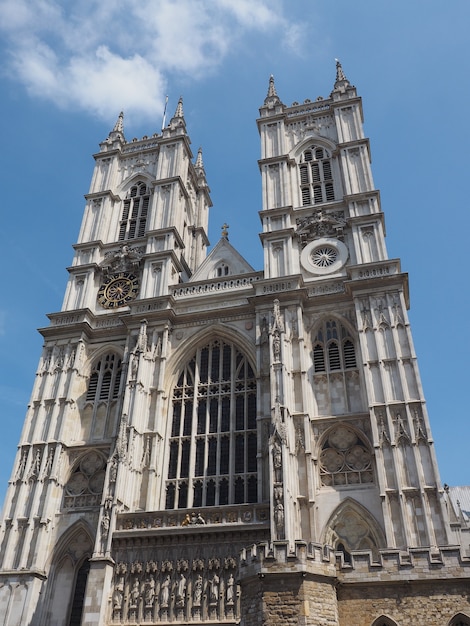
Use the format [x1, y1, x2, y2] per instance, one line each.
[313, 321, 357, 373]
[86, 354, 122, 402]
[166, 340, 257, 509]
[299, 146, 335, 206]
[118, 182, 150, 240]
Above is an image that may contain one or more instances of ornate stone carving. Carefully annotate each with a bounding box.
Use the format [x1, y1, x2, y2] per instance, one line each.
[296, 209, 346, 245]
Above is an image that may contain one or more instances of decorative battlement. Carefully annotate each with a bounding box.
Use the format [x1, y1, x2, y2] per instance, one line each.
[239, 541, 470, 584]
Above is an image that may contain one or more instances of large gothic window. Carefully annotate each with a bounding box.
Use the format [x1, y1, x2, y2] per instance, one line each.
[299, 146, 335, 206]
[165, 339, 257, 509]
[118, 182, 150, 240]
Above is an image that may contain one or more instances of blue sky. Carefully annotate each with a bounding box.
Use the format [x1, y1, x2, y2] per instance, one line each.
[1, 1, 469, 506]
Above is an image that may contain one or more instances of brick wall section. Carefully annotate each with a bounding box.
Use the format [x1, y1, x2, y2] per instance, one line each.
[337, 580, 470, 626]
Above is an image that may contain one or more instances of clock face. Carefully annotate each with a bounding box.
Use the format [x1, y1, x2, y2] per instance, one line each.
[97, 272, 140, 309]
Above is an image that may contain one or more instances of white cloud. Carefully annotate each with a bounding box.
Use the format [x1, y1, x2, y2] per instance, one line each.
[0, 0, 302, 123]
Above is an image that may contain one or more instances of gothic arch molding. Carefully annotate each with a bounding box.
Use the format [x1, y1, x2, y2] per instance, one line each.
[322, 497, 385, 557]
[40, 520, 95, 624]
[117, 171, 155, 197]
[290, 134, 338, 161]
[449, 613, 470, 626]
[83, 346, 124, 379]
[165, 323, 256, 389]
[371, 617, 399, 626]
[44, 519, 95, 571]
[307, 312, 358, 339]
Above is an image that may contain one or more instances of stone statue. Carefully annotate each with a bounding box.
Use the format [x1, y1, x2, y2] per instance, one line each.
[226, 574, 234, 604]
[193, 574, 203, 606]
[210, 573, 219, 602]
[161, 575, 170, 606]
[144, 575, 155, 607]
[113, 575, 124, 610]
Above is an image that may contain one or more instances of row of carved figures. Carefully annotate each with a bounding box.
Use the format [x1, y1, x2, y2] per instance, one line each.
[112, 560, 238, 621]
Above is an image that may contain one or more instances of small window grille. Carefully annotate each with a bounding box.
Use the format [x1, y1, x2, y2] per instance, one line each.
[343, 340, 357, 369]
[328, 343, 341, 370]
[313, 344, 326, 372]
[302, 187, 311, 206]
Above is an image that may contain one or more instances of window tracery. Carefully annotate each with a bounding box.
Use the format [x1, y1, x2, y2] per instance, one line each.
[165, 339, 257, 509]
[320, 424, 373, 487]
[63, 450, 107, 509]
[299, 146, 335, 206]
[119, 182, 150, 240]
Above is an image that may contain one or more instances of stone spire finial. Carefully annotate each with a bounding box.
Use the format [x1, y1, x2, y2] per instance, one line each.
[332, 58, 352, 93]
[113, 111, 124, 133]
[103, 111, 126, 145]
[263, 75, 282, 108]
[267, 75, 278, 98]
[221, 223, 229, 239]
[195, 147, 204, 169]
[174, 97, 184, 119]
[335, 59, 347, 83]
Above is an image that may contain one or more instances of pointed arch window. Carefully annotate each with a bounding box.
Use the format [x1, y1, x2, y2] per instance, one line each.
[165, 339, 257, 509]
[119, 181, 150, 240]
[84, 353, 122, 440]
[299, 146, 335, 206]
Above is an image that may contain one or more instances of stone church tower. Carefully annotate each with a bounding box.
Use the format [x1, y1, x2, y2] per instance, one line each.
[1, 63, 469, 626]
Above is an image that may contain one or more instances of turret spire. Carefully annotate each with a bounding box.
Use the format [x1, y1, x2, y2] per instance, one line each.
[332, 58, 352, 94]
[335, 59, 347, 83]
[105, 111, 126, 144]
[113, 111, 124, 133]
[174, 96, 184, 119]
[195, 147, 204, 169]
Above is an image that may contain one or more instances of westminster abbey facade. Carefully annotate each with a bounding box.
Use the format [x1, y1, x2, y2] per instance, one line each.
[1, 63, 469, 626]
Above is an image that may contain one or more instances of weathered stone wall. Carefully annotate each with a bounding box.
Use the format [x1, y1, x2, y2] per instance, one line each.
[337, 580, 470, 625]
[240, 575, 338, 626]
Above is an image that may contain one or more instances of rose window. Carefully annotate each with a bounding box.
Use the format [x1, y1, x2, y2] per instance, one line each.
[311, 245, 338, 267]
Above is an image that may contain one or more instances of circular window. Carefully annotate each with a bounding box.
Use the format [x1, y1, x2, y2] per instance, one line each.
[300, 238, 348, 275]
